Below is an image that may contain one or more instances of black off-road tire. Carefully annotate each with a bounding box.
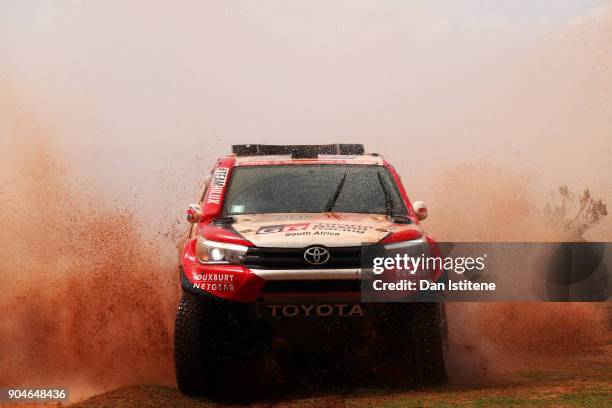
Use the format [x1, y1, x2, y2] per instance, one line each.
[174, 291, 269, 399]
[174, 292, 219, 396]
[377, 302, 447, 387]
[411, 302, 447, 385]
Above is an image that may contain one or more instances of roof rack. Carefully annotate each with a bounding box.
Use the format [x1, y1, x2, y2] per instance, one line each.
[232, 144, 365, 158]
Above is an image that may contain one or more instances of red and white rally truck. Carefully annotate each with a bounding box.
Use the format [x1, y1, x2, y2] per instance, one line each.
[174, 144, 446, 396]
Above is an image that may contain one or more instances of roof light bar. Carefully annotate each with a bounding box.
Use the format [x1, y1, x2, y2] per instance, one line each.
[232, 144, 365, 158]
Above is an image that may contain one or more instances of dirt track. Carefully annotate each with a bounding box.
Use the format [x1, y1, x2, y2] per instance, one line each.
[72, 366, 610, 408]
[70, 339, 611, 408]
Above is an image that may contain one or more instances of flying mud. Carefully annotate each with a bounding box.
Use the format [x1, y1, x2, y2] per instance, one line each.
[1, 92, 608, 403]
[0, 88, 177, 399]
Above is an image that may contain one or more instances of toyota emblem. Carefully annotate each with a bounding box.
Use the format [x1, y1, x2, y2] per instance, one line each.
[303, 246, 331, 265]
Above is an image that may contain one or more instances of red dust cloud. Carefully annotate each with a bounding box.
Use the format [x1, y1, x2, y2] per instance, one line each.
[1, 85, 609, 398]
[0, 88, 177, 398]
[428, 163, 610, 381]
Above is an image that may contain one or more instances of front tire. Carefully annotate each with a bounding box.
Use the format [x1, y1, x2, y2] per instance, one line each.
[174, 292, 217, 396]
[174, 292, 269, 398]
[377, 302, 447, 386]
[411, 302, 447, 385]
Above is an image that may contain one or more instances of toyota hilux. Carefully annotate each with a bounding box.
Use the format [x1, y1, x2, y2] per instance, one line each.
[174, 144, 446, 396]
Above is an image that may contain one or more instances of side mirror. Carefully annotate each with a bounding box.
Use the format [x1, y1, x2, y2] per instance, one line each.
[413, 201, 428, 221]
[186, 204, 202, 224]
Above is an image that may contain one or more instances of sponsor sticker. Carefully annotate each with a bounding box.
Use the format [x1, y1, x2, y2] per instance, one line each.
[206, 167, 229, 204]
[255, 222, 374, 237]
[231, 204, 245, 213]
[257, 223, 310, 234]
[191, 272, 235, 291]
[312, 223, 373, 234]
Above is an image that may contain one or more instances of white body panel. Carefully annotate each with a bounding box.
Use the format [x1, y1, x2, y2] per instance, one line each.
[232, 212, 422, 248]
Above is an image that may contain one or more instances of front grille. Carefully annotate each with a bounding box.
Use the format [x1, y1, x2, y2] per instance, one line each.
[262, 280, 361, 293]
[244, 246, 362, 269]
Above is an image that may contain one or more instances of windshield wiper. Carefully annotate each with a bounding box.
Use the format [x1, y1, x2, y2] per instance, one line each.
[325, 172, 347, 212]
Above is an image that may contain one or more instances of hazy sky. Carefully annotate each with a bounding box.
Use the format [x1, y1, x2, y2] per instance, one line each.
[0, 1, 607, 22]
[1, 1, 611, 233]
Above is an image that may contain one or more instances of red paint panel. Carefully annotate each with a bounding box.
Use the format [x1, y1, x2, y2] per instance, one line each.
[201, 156, 236, 221]
[197, 221, 253, 247]
[379, 228, 423, 244]
[181, 238, 264, 303]
[383, 162, 419, 223]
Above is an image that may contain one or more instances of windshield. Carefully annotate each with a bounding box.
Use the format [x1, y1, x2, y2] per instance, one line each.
[222, 165, 407, 216]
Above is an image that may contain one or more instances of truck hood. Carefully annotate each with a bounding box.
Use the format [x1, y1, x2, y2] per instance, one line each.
[231, 213, 423, 248]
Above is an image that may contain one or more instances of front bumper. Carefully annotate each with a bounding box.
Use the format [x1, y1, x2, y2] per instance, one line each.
[180, 264, 363, 304]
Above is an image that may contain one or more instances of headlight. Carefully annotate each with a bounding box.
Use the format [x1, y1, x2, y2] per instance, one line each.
[195, 237, 248, 264]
